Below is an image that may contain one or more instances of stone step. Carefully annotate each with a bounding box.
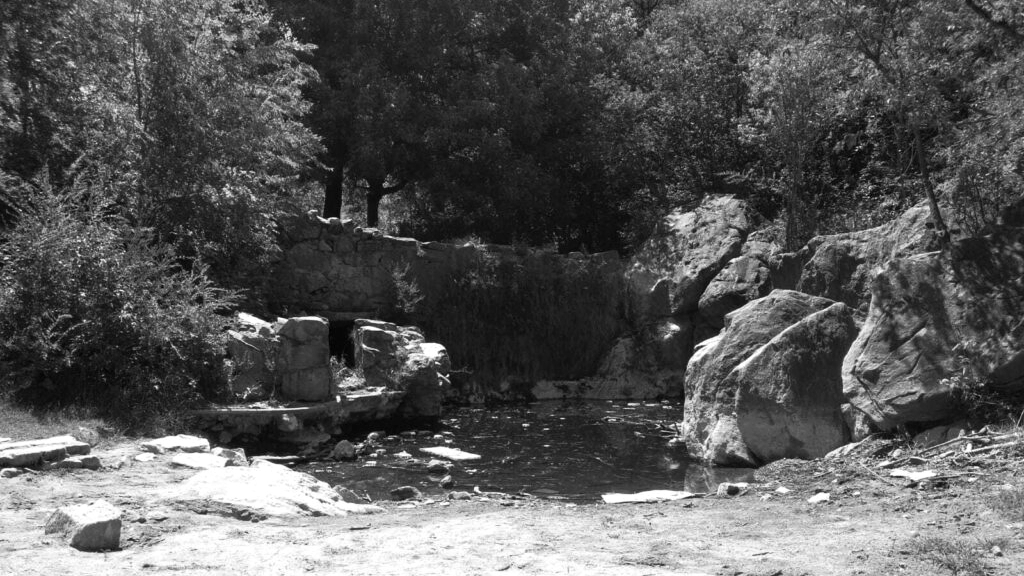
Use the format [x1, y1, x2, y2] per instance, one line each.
[0, 435, 91, 468]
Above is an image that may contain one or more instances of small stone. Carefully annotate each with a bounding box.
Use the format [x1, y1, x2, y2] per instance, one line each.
[134, 453, 155, 462]
[807, 492, 831, 504]
[449, 491, 472, 501]
[211, 447, 248, 466]
[775, 486, 791, 494]
[426, 459, 452, 474]
[333, 486, 364, 504]
[277, 414, 301, 432]
[366, 431, 383, 442]
[992, 545, 1003, 557]
[716, 482, 749, 497]
[72, 427, 101, 447]
[330, 440, 357, 461]
[438, 475, 455, 489]
[1, 468, 24, 478]
[44, 455, 101, 471]
[44, 500, 122, 551]
[390, 486, 422, 501]
[394, 451, 412, 460]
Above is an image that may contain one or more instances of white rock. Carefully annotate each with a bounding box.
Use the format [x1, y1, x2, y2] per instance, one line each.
[140, 435, 210, 454]
[211, 447, 248, 466]
[419, 446, 481, 461]
[2, 467, 25, 478]
[601, 490, 698, 504]
[889, 469, 937, 482]
[134, 453, 156, 462]
[0, 435, 91, 467]
[807, 492, 831, 504]
[169, 463, 384, 518]
[171, 453, 229, 470]
[44, 500, 122, 551]
[775, 486, 791, 494]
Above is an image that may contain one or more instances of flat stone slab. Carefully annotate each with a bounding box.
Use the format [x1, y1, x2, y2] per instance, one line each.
[0, 436, 91, 468]
[418, 446, 481, 461]
[140, 435, 210, 454]
[43, 455, 101, 471]
[44, 499, 122, 551]
[601, 490, 700, 504]
[171, 453, 229, 470]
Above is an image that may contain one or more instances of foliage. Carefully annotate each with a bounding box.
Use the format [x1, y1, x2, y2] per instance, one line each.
[0, 188, 237, 432]
[413, 253, 623, 389]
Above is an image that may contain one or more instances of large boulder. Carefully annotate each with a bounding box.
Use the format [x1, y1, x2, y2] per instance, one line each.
[697, 240, 777, 336]
[276, 316, 332, 401]
[792, 203, 940, 310]
[354, 320, 450, 419]
[626, 195, 751, 324]
[843, 230, 1024, 433]
[729, 303, 857, 463]
[169, 460, 382, 519]
[682, 290, 838, 445]
[44, 500, 122, 551]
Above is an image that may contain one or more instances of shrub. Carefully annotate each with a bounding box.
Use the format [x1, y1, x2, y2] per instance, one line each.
[0, 188, 237, 432]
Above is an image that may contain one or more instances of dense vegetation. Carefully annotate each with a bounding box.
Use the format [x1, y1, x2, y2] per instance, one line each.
[1, 0, 1022, 427]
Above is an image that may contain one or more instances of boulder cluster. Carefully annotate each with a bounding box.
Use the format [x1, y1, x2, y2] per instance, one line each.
[611, 195, 1024, 466]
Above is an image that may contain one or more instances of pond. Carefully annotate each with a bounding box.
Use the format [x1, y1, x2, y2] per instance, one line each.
[304, 400, 755, 503]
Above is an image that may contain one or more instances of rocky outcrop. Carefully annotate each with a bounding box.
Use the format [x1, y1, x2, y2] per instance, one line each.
[697, 239, 778, 335]
[354, 320, 450, 419]
[843, 229, 1024, 433]
[683, 290, 854, 465]
[576, 318, 693, 399]
[169, 460, 382, 519]
[277, 317, 332, 402]
[626, 195, 751, 324]
[790, 203, 940, 310]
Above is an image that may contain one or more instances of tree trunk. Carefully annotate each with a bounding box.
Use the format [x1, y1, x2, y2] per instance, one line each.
[366, 179, 385, 228]
[911, 119, 950, 247]
[322, 168, 344, 219]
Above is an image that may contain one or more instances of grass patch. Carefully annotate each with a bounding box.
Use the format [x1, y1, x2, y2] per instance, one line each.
[991, 485, 1024, 522]
[0, 394, 117, 443]
[907, 536, 1009, 576]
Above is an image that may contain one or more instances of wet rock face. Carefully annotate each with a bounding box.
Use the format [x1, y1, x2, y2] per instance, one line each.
[683, 290, 855, 466]
[843, 230, 1024, 434]
[626, 195, 751, 324]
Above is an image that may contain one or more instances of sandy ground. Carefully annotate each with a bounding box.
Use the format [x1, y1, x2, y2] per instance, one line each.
[2, 440, 1023, 576]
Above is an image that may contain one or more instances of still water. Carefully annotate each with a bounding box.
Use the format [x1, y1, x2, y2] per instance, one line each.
[306, 400, 754, 503]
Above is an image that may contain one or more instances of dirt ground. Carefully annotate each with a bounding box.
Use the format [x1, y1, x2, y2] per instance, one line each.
[2, 440, 1023, 576]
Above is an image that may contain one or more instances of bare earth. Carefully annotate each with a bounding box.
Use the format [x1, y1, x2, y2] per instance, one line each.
[1, 440, 1022, 576]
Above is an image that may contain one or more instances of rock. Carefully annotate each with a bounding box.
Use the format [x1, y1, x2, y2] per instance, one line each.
[698, 253, 773, 333]
[333, 486, 365, 504]
[170, 462, 382, 518]
[44, 455, 101, 471]
[330, 440, 357, 461]
[354, 319, 450, 419]
[913, 423, 969, 449]
[626, 195, 751, 322]
[426, 459, 452, 474]
[390, 486, 422, 501]
[44, 500, 122, 551]
[0, 436, 92, 468]
[134, 453, 155, 462]
[683, 290, 838, 447]
[844, 232, 1024, 432]
[794, 203, 939, 309]
[716, 482, 750, 497]
[807, 492, 830, 504]
[276, 316, 332, 402]
[211, 447, 248, 466]
[437, 475, 455, 489]
[449, 491, 472, 501]
[276, 413, 301, 432]
[601, 490, 698, 504]
[730, 303, 857, 462]
[583, 318, 694, 399]
[226, 328, 278, 397]
[2, 467, 25, 478]
[140, 435, 210, 454]
[419, 446, 481, 461]
[171, 453, 229, 469]
[702, 415, 757, 468]
[72, 427, 101, 447]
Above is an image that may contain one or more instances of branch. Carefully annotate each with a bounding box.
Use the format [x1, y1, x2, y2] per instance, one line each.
[964, 0, 1024, 44]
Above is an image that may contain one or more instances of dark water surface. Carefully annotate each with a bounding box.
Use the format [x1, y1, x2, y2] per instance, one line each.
[305, 400, 754, 502]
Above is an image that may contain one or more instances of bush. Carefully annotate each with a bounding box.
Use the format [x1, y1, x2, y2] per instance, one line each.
[0, 188, 237, 432]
